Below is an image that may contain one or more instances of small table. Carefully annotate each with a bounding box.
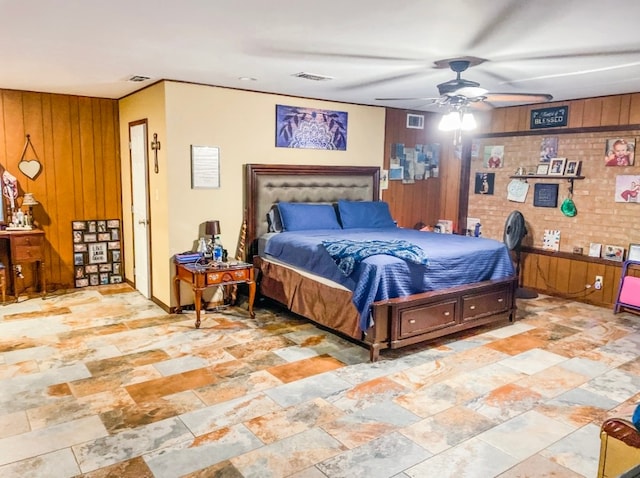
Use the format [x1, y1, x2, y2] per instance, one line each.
[0, 229, 46, 298]
[174, 260, 255, 328]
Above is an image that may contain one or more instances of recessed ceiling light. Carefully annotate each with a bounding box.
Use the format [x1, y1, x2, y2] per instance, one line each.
[238, 77, 257, 81]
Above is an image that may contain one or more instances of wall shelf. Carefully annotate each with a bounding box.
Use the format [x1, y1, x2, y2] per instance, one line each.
[508, 175, 585, 180]
[509, 175, 585, 195]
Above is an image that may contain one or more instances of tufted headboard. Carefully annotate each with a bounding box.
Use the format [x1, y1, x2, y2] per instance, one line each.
[244, 164, 380, 259]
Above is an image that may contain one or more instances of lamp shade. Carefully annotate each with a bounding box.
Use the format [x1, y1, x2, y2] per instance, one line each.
[205, 220, 220, 236]
[22, 193, 38, 206]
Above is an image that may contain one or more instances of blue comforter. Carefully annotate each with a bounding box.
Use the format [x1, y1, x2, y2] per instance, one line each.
[263, 228, 515, 331]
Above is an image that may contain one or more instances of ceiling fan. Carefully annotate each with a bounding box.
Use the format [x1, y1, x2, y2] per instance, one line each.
[376, 57, 553, 110]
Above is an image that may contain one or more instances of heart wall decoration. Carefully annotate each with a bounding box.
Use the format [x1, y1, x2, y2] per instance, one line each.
[19, 159, 42, 180]
[18, 134, 43, 180]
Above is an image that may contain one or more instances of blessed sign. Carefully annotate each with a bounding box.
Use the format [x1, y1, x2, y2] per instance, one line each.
[530, 106, 568, 129]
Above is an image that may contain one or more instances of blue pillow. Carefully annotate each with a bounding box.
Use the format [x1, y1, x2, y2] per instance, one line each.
[633, 403, 640, 431]
[277, 202, 341, 231]
[338, 200, 396, 228]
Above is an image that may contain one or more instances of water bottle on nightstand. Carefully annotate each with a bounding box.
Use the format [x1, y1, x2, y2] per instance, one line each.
[213, 235, 223, 262]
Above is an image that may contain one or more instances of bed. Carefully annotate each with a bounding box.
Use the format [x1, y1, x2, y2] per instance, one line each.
[245, 164, 518, 361]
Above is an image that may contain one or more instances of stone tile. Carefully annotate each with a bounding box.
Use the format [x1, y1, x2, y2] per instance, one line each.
[244, 397, 344, 444]
[495, 453, 583, 477]
[477, 410, 576, 460]
[317, 432, 431, 478]
[143, 424, 262, 478]
[0, 415, 107, 466]
[231, 427, 346, 477]
[180, 393, 281, 436]
[0, 448, 80, 478]
[73, 416, 192, 473]
[539, 423, 601, 477]
[498, 348, 568, 375]
[266, 354, 345, 383]
[405, 437, 518, 478]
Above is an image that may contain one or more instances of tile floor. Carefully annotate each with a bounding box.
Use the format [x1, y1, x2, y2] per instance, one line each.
[0, 284, 638, 477]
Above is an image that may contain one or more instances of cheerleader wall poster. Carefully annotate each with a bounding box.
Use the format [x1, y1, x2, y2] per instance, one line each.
[615, 175, 640, 203]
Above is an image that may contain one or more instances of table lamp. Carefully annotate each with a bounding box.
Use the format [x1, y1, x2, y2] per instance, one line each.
[21, 193, 38, 227]
[205, 220, 223, 261]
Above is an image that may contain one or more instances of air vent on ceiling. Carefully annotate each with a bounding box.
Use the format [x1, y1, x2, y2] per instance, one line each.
[292, 72, 334, 81]
[128, 75, 151, 82]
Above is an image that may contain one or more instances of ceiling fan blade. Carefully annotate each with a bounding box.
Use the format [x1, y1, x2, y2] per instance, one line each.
[253, 45, 426, 63]
[463, 0, 524, 50]
[517, 47, 640, 62]
[469, 101, 494, 111]
[451, 86, 489, 98]
[375, 96, 440, 102]
[484, 92, 553, 104]
[339, 69, 433, 91]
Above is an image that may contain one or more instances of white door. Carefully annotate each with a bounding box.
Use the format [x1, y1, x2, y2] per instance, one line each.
[129, 121, 151, 298]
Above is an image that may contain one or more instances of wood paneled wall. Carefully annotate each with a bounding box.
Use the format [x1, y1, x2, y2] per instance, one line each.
[0, 89, 121, 294]
[382, 108, 461, 229]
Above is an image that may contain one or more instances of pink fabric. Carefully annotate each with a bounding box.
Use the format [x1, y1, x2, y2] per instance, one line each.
[619, 276, 640, 307]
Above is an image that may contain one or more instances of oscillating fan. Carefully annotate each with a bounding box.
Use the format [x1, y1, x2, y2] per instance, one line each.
[503, 211, 538, 299]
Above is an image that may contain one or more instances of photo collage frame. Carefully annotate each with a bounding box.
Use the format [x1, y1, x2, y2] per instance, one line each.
[72, 219, 122, 288]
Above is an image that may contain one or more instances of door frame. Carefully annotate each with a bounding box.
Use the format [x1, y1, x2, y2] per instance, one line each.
[128, 119, 152, 298]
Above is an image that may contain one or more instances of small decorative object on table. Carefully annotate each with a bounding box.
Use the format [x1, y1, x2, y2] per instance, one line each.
[589, 243, 602, 258]
[603, 244, 625, 262]
[542, 230, 561, 251]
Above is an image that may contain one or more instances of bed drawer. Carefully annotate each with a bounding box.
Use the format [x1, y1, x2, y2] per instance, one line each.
[398, 300, 457, 339]
[462, 289, 510, 321]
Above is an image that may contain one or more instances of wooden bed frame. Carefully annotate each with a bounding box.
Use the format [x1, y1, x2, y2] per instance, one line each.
[245, 164, 517, 361]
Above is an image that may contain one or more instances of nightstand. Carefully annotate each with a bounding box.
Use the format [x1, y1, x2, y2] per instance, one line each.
[174, 260, 255, 328]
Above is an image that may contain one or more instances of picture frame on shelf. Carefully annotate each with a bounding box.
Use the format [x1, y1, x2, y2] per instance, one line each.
[564, 159, 581, 176]
[588, 243, 602, 258]
[628, 243, 640, 261]
[548, 157, 567, 176]
[536, 164, 549, 175]
[603, 244, 625, 262]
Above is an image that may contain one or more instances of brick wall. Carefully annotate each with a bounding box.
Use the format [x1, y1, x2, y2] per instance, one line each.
[468, 130, 640, 257]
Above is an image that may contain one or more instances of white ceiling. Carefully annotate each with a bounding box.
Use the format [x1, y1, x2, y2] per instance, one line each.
[2, 0, 640, 112]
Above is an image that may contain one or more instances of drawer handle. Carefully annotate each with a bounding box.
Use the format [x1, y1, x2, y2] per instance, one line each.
[443, 311, 450, 316]
[469, 305, 476, 310]
[497, 298, 504, 302]
[409, 319, 416, 324]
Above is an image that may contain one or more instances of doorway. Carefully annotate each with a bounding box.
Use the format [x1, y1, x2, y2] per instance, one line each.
[129, 120, 151, 298]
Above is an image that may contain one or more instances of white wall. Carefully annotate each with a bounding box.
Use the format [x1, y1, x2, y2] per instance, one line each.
[120, 81, 386, 307]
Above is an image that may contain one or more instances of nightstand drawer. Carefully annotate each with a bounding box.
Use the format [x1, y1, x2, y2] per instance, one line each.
[206, 267, 251, 285]
[13, 236, 44, 262]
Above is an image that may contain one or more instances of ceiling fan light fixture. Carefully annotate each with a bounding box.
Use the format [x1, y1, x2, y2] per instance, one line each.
[439, 111, 463, 131]
[461, 112, 477, 131]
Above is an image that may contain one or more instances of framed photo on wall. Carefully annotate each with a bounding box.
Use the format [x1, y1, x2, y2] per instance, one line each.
[548, 157, 567, 176]
[588, 243, 602, 258]
[536, 164, 549, 175]
[564, 160, 581, 176]
[603, 244, 625, 262]
[628, 243, 640, 261]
